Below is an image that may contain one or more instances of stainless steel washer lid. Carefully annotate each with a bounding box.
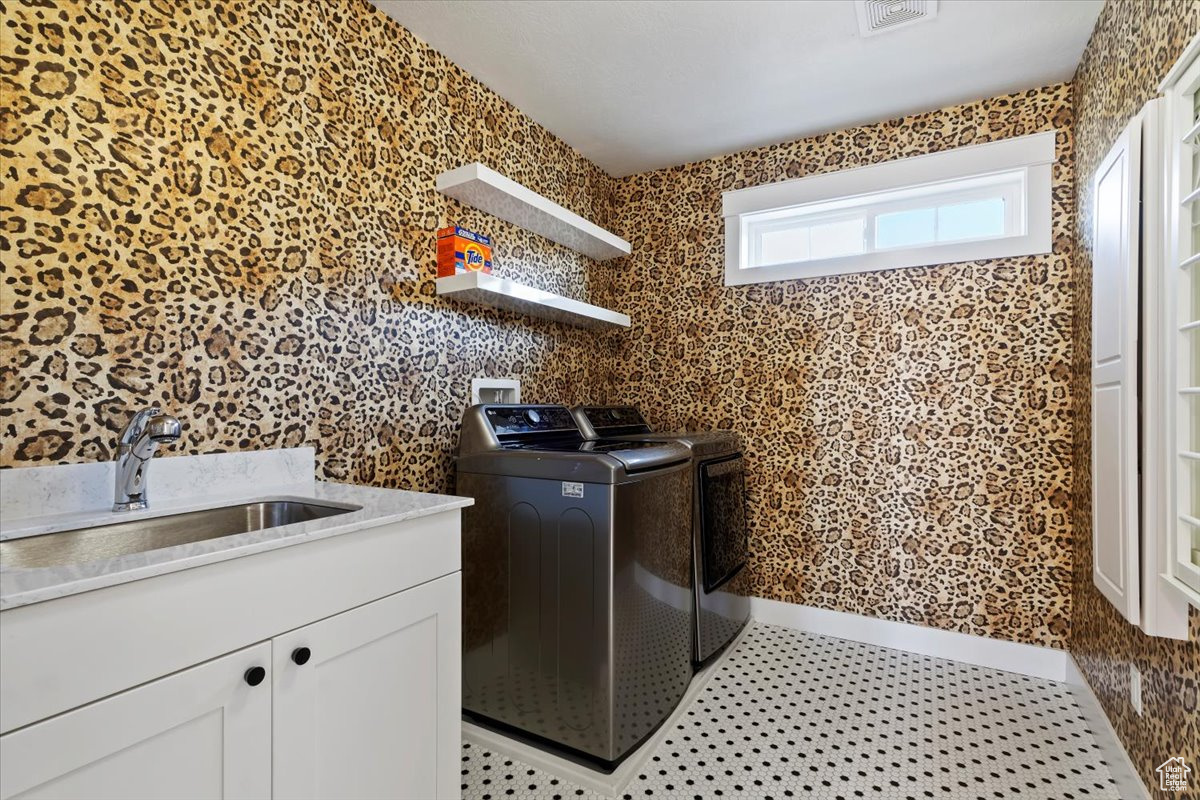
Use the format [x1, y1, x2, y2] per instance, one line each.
[572, 406, 742, 457]
[611, 431, 741, 458]
[589, 439, 693, 473]
[456, 404, 691, 482]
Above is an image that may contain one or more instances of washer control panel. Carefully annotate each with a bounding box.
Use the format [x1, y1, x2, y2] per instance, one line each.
[484, 405, 578, 437]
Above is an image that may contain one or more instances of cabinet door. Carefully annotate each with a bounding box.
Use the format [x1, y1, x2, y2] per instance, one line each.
[0, 642, 271, 800]
[1091, 113, 1142, 624]
[272, 573, 461, 800]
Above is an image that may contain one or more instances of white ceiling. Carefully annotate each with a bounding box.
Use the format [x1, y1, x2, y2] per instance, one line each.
[374, 0, 1102, 177]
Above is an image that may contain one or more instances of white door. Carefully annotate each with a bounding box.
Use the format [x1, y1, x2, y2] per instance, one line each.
[0, 642, 271, 800]
[272, 572, 461, 800]
[1091, 114, 1143, 624]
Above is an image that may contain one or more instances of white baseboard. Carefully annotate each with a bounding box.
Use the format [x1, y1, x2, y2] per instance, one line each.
[750, 596, 1069, 681]
[1065, 654, 1151, 800]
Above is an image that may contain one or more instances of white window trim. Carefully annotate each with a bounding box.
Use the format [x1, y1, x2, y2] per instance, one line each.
[723, 131, 1056, 286]
[1138, 98, 1193, 640]
[1154, 30, 1200, 618]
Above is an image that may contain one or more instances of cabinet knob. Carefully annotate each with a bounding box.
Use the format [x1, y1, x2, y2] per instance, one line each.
[244, 666, 266, 686]
[291, 647, 311, 666]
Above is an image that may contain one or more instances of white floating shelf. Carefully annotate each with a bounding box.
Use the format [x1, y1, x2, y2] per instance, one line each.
[436, 272, 630, 329]
[435, 163, 632, 261]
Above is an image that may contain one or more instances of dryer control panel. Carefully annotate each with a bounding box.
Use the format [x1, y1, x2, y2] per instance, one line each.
[576, 406, 652, 436]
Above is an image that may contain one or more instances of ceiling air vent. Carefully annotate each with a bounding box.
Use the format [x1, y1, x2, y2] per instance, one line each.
[855, 0, 938, 37]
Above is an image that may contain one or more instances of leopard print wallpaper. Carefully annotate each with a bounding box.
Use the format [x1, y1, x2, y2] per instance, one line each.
[1, 0, 1079, 652]
[3, 0, 1195, 782]
[1069, 0, 1200, 794]
[0, 0, 621, 492]
[598, 85, 1078, 650]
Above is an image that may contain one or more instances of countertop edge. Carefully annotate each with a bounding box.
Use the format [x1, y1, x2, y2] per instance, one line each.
[0, 482, 473, 611]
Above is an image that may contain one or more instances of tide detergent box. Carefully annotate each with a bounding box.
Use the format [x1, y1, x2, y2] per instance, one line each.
[437, 225, 492, 277]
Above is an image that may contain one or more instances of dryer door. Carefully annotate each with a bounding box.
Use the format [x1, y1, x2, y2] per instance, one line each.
[698, 453, 748, 592]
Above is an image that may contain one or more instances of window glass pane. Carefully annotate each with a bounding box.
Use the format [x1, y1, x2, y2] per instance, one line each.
[810, 219, 864, 260]
[1191, 522, 1200, 571]
[1191, 139, 1200, 252]
[876, 208, 935, 249]
[1190, 265, 1200, 325]
[937, 198, 1006, 242]
[1184, 458, 1200, 519]
[732, 163, 1034, 279]
[757, 226, 810, 266]
[1185, 326, 1200, 389]
[1181, 514, 1200, 564]
[1184, 395, 1200, 453]
[1179, 516, 1200, 581]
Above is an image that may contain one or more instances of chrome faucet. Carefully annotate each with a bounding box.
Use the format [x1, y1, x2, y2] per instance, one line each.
[113, 407, 182, 511]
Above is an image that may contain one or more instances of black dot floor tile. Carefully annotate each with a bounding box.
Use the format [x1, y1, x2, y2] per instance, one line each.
[461, 622, 1120, 800]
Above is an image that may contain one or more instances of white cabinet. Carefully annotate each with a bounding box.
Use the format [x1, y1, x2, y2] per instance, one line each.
[1091, 114, 1143, 625]
[273, 573, 461, 800]
[0, 643, 272, 800]
[0, 575, 462, 800]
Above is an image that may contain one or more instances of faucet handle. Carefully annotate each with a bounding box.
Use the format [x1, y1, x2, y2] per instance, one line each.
[144, 414, 182, 444]
[112, 407, 181, 511]
[116, 406, 165, 449]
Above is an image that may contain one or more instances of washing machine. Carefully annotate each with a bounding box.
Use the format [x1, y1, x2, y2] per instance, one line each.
[456, 404, 695, 767]
[573, 406, 751, 663]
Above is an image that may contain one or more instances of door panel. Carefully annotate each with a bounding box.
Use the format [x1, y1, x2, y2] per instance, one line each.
[272, 573, 461, 800]
[1091, 114, 1142, 624]
[698, 454, 749, 592]
[1093, 385, 1126, 586]
[0, 643, 271, 800]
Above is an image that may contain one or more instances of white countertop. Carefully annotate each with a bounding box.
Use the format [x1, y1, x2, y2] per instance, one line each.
[0, 450, 472, 610]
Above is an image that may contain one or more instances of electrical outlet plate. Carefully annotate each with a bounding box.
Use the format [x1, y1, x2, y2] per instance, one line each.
[471, 378, 520, 405]
[1130, 664, 1143, 716]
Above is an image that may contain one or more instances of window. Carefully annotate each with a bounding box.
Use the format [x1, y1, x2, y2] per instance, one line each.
[723, 132, 1056, 285]
[1121, 33, 1200, 639]
[1160, 32, 1200, 607]
[740, 171, 1023, 268]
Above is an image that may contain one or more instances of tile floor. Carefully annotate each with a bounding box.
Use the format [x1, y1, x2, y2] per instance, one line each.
[461, 623, 1119, 800]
